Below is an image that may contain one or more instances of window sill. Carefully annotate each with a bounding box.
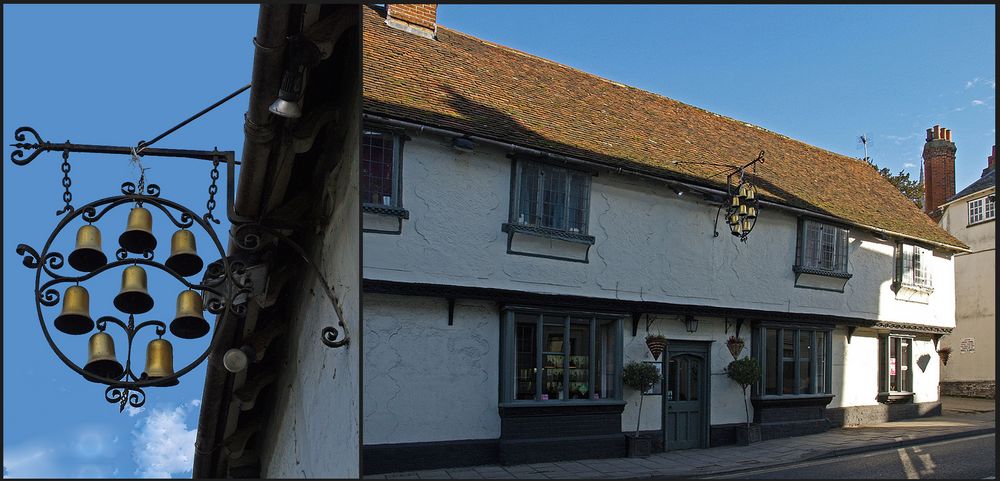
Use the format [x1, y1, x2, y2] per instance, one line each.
[501, 223, 595, 263]
[966, 218, 995, 228]
[501, 223, 595, 245]
[877, 391, 914, 404]
[792, 265, 853, 279]
[792, 265, 852, 292]
[896, 282, 934, 294]
[363, 203, 410, 219]
[751, 393, 835, 408]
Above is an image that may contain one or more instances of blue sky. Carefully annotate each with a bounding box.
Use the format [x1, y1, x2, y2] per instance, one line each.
[3, 4, 257, 478]
[439, 5, 996, 190]
[3, 4, 995, 479]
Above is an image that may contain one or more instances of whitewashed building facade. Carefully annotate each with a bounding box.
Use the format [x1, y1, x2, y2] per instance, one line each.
[360, 4, 969, 474]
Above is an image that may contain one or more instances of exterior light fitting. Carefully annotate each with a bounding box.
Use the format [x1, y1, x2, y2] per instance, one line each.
[269, 34, 322, 119]
[683, 315, 699, 333]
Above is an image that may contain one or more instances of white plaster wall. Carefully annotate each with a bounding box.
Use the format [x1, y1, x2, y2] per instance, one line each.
[363, 294, 501, 444]
[940, 191, 995, 383]
[830, 328, 879, 408]
[261, 99, 361, 477]
[620, 317, 749, 434]
[911, 338, 940, 403]
[363, 132, 956, 329]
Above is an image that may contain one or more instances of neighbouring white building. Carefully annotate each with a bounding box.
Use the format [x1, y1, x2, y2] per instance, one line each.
[361, 4, 969, 474]
[937, 144, 996, 398]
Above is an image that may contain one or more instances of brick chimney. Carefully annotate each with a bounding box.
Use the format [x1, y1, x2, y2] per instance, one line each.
[986, 145, 996, 177]
[386, 4, 437, 40]
[922, 124, 957, 215]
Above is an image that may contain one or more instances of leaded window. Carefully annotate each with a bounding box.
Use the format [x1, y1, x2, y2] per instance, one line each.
[798, 220, 849, 273]
[897, 243, 932, 289]
[511, 160, 591, 234]
[504, 308, 622, 402]
[362, 130, 402, 208]
[756, 325, 832, 396]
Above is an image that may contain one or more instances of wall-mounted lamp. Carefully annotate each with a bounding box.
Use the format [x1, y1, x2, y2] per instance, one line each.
[683, 315, 699, 333]
[269, 35, 322, 119]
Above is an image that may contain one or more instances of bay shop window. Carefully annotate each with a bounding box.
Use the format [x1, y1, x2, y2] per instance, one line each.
[501, 308, 623, 403]
[754, 324, 833, 397]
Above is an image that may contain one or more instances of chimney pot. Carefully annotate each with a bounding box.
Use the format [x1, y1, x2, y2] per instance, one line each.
[933, 125, 940, 139]
[926, 128, 933, 141]
[386, 4, 438, 39]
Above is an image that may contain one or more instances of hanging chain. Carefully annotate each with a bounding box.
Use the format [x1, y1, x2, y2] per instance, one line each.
[55, 149, 74, 215]
[204, 160, 221, 224]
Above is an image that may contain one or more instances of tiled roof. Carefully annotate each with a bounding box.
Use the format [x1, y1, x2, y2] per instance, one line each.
[950, 166, 995, 202]
[362, 6, 967, 250]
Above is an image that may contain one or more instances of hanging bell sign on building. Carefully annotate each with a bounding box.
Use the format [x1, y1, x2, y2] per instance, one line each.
[68, 224, 108, 272]
[114, 265, 154, 314]
[119, 206, 157, 254]
[84, 331, 124, 381]
[165, 229, 203, 277]
[143, 338, 178, 387]
[54, 285, 95, 335]
[170, 289, 209, 339]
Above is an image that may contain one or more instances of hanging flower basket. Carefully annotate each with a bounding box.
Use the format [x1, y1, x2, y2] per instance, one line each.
[727, 336, 746, 360]
[937, 346, 953, 366]
[645, 334, 668, 360]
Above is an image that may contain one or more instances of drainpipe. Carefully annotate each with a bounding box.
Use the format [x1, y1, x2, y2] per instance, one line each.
[193, 4, 291, 478]
[362, 113, 969, 253]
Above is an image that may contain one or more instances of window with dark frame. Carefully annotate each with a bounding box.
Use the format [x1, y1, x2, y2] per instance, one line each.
[798, 220, 849, 273]
[879, 335, 913, 394]
[361, 130, 401, 208]
[512, 160, 591, 234]
[507, 310, 621, 402]
[758, 325, 831, 396]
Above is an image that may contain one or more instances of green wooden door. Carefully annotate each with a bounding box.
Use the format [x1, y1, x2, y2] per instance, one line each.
[665, 353, 706, 450]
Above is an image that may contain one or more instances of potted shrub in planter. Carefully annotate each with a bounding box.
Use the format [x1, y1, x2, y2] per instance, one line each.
[937, 346, 953, 366]
[623, 361, 661, 457]
[726, 335, 745, 360]
[726, 356, 761, 445]
[645, 333, 668, 361]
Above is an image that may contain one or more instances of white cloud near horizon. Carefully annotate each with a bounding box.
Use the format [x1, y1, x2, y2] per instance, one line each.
[131, 400, 199, 478]
[3, 426, 118, 478]
[903, 162, 916, 168]
[971, 99, 985, 106]
[965, 77, 996, 90]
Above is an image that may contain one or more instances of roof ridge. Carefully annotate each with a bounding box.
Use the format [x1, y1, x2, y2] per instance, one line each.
[436, 21, 871, 169]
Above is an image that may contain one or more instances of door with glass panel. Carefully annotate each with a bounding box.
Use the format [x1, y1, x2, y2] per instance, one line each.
[664, 348, 709, 451]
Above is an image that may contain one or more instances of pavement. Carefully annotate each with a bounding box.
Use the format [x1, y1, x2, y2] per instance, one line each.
[365, 396, 995, 479]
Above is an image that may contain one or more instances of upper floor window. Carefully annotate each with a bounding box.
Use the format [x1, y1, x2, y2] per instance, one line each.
[968, 195, 995, 225]
[897, 244, 932, 289]
[511, 160, 591, 234]
[798, 220, 849, 273]
[362, 130, 402, 208]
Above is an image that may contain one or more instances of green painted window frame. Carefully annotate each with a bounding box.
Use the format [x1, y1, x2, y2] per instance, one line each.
[500, 306, 623, 405]
[752, 322, 833, 398]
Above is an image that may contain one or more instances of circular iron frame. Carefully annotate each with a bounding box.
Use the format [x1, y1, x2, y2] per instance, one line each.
[16, 182, 251, 411]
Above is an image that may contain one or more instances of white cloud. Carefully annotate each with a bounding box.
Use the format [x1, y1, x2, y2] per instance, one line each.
[4, 427, 118, 478]
[972, 99, 985, 106]
[2, 443, 58, 478]
[125, 405, 146, 417]
[903, 162, 916, 168]
[882, 133, 918, 145]
[131, 400, 200, 478]
[965, 77, 996, 90]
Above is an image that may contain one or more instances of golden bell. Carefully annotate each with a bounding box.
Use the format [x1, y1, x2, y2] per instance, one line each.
[119, 206, 157, 254]
[738, 183, 751, 200]
[84, 332, 124, 381]
[170, 290, 209, 339]
[728, 213, 741, 226]
[746, 206, 758, 219]
[730, 223, 742, 237]
[143, 338, 179, 387]
[742, 218, 752, 232]
[54, 285, 95, 335]
[738, 204, 749, 217]
[165, 229, 203, 277]
[113, 265, 154, 314]
[745, 184, 757, 200]
[68, 225, 108, 272]
[731, 196, 741, 207]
